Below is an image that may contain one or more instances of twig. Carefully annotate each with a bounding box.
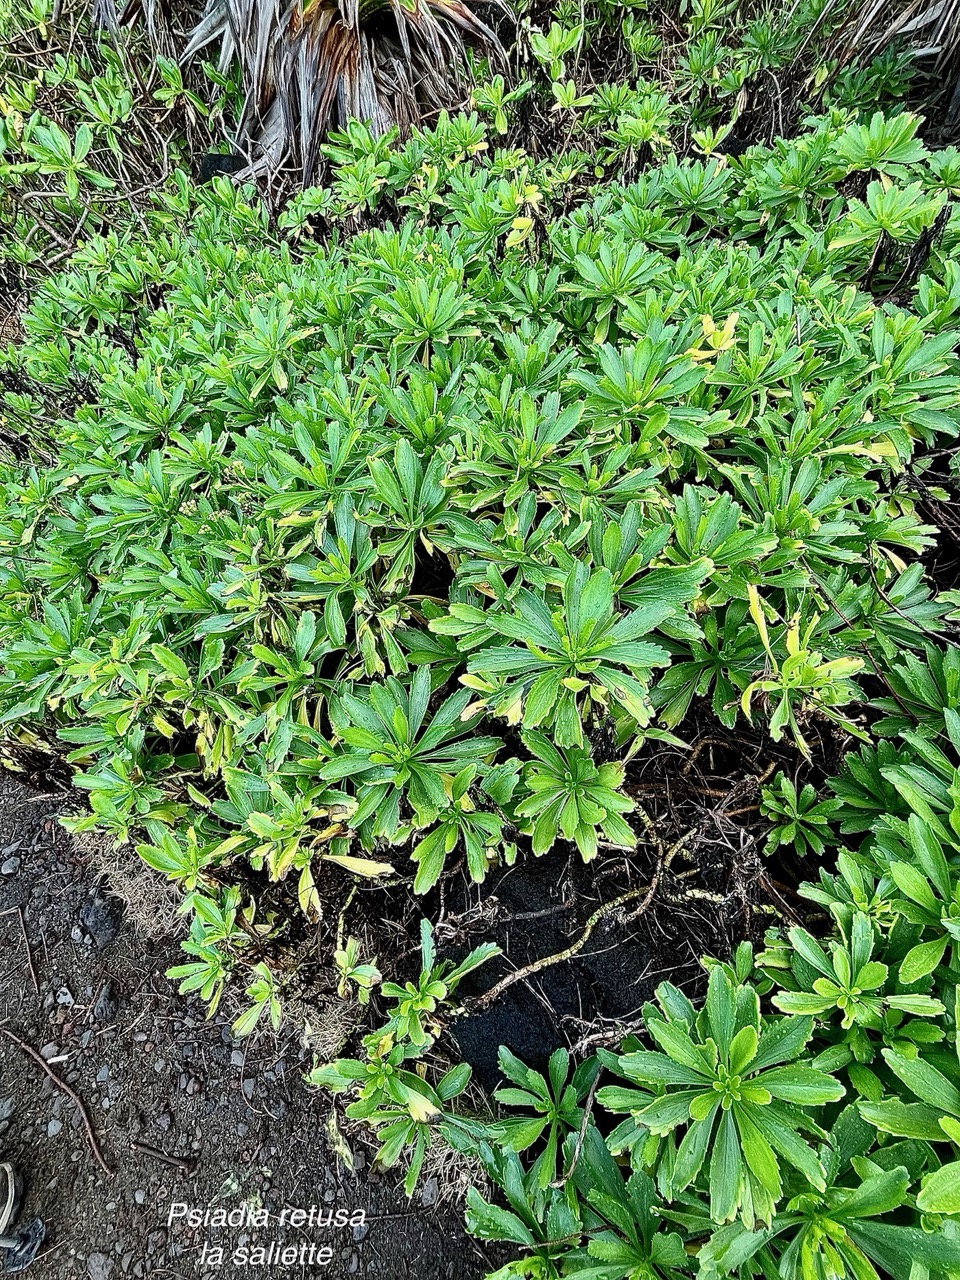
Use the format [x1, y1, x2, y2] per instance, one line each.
[757, 871, 804, 926]
[551, 1068, 602, 1190]
[694, 782, 742, 798]
[130, 1140, 196, 1173]
[681, 736, 733, 777]
[0, 907, 38, 992]
[502, 902, 577, 923]
[0, 1028, 112, 1177]
[570, 1017, 647, 1056]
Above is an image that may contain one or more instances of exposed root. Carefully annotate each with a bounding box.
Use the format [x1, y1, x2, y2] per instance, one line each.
[463, 815, 692, 1013]
[464, 880, 657, 1012]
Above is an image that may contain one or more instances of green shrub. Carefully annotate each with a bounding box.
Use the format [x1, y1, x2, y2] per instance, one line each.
[0, 0, 222, 281]
[1, 107, 959, 1027]
[3, 1, 960, 1270]
[457, 645, 960, 1276]
[308, 919, 497, 1193]
[760, 773, 842, 857]
[505, 0, 918, 162]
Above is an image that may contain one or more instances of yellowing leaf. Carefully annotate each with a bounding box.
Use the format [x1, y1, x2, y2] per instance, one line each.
[325, 854, 394, 878]
[298, 866, 322, 922]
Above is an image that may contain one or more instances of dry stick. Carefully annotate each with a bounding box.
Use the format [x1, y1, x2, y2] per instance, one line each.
[0, 1028, 113, 1178]
[551, 1068, 602, 1191]
[680, 736, 748, 778]
[757, 871, 804, 926]
[129, 1140, 195, 1174]
[0, 907, 38, 992]
[505, 902, 577, 924]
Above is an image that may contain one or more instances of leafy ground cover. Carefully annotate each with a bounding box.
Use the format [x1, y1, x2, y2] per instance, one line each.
[2, 101, 957, 989]
[4, 0, 960, 1276]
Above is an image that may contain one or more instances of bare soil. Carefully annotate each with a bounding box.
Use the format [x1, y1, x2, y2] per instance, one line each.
[0, 715, 817, 1280]
[0, 772, 493, 1280]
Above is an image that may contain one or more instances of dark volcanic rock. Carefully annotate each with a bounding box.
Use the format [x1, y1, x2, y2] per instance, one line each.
[79, 895, 122, 949]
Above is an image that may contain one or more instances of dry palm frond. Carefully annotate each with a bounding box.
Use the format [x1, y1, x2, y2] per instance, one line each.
[112, 0, 180, 53]
[816, 0, 960, 78]
[109, 0, 505, 184]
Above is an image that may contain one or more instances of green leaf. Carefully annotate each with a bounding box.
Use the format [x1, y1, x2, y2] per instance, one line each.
[465, 1189, 536, 1246]
[858, 1099, 945, 1141]
[899, 936, 947, 984]
[917, 1160, 960, 1215]
[883, 1049, 960, 1117]
[761, 1065, 845, 1106]
[710, 1108, 742, 1223]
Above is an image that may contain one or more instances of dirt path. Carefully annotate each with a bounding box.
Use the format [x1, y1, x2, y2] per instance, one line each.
[0, 773, 490, 1279]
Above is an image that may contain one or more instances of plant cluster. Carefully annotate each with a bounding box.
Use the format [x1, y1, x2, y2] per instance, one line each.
[0, 0, 230, 284]
[482, 0, 917, 164]
[452, 640, 960, 1279]
[452, 687, 960, 1277]
[0, 0, 923, 286]
[310, 919, 498, 1193]
[463, 921, 960, 1277]
[4, 0, 960, 1270]
[1, 105, 960, 1028]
